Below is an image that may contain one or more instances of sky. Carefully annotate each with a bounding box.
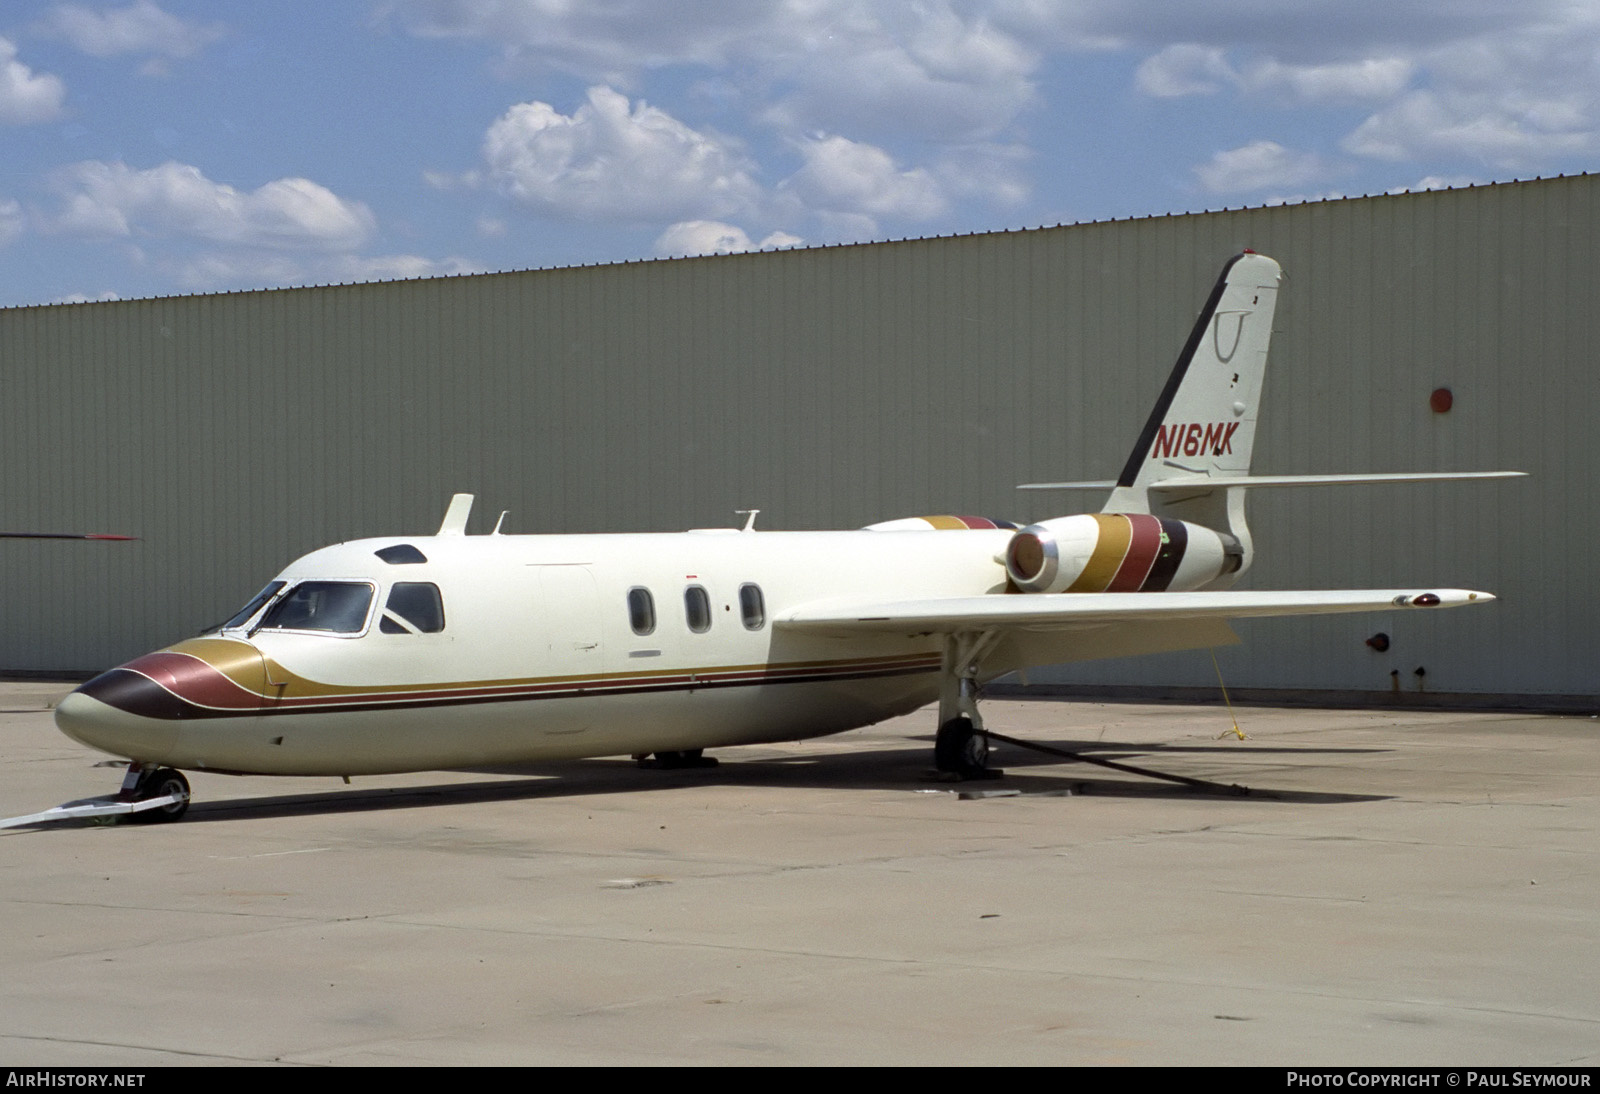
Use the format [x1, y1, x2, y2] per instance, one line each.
[0, 0, 1597, 308]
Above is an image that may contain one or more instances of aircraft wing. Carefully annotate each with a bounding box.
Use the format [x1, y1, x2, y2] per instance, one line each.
[775, 588, 1492, 634]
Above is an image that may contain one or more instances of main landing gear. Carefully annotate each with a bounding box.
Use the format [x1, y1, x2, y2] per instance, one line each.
[927, 630, 1251, 796]
[935, 716, 993, 779]
[933, 632, 1003, 780]
[635, 748, 719, 770]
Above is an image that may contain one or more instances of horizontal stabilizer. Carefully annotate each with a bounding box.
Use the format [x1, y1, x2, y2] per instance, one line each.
[1015, 480, 1117, 491]
[1019, 471, 1525, 492]
[776, 588, 1493, 635]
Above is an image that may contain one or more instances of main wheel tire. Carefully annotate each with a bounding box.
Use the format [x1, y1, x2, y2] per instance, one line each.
[131, 767, 190, 823]
[935, 717, 989, 777]
[649, 749, 718, 769]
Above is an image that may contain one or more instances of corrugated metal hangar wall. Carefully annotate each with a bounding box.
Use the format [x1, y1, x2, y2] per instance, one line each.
[2, 175, 1593, 703]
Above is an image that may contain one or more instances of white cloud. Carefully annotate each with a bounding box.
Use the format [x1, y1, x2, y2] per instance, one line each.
[1387, 174, 1484, 194]
[387, 0, 768, 77]
[759, 5, 1039, 142]
[655, 220, 754, 256]
[423, 168, 469, 191]
[935, 142, 1031, 207]
[390, 1, 1039, 143]
[1256, 190, 1347, 207]
[1137, 44, 1411, 102]
[1195, 140, 1327, 194]
[758, 229, 803, 249]
[1336, 18, 1600, 168]
[324, 253, 486, 282]
[54, 290, 123, 304]
[1343, 88, 1597, 166]
[1118, 7, 1600, 170]
[47, 161, 376, 251]
[782, 134, 948, 221]
[809, 210, 880, 245]
[653, 219, 801, 256]
[1136, 44, 1234, 97]
[1033, 1, 1545, 56]
[41, 1, 224, 62]
[1250, 56, 1413, 101]
[0, 199, 24, 246]
[0, 37, 66, 124]
[169, 251, 483, 292]
[480, 86, 760, 222]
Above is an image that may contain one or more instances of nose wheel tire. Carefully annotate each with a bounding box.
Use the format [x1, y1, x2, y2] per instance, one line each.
[935, 717, 992, 778]
[638, 749, 719, 770]
[131, 767, 191, 823]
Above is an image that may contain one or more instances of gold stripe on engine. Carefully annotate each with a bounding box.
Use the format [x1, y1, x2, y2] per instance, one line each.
[1066, 513, 1132, 592]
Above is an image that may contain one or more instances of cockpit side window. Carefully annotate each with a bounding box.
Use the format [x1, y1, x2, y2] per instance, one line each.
[220, 581, 286, 631]
[257, 581, 374, 634]
[380, 582, 445, 634]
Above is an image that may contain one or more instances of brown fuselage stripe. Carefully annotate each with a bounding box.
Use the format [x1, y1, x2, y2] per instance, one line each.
[79, 653, 943, 721]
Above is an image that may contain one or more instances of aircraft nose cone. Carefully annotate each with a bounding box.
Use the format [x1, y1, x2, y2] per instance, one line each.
[54, 642, 266, 763]
[55, 684, 181, 761]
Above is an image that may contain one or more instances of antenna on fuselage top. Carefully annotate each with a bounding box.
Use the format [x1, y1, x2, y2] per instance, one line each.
[492, 511, 508, 535]
[736, 509, 760, 532]
[437, 494, 474, 536]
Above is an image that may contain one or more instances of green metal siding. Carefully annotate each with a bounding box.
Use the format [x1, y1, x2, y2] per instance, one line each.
[1, 176, 1592, 700]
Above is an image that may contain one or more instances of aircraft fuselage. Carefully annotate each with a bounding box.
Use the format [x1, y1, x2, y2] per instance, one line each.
[57, 527, 1018, 775]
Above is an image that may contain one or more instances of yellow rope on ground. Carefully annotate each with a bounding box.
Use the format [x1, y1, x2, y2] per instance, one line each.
[1211, 647, 1248, 740]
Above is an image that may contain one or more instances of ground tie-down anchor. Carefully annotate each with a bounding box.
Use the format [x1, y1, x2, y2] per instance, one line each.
[981, 730, 1251, 796]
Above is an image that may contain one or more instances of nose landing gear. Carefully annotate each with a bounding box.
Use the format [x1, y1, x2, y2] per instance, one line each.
[121, 763, 191, 823]
[0, 762, 193, 829]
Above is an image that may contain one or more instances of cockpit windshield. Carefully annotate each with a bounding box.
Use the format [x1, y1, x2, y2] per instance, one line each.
[255, 581, 374, 634]
[219, 581, 287, 632]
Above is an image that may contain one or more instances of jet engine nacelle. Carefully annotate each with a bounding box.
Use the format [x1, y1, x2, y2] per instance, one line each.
[1004, 513, 1242, 594]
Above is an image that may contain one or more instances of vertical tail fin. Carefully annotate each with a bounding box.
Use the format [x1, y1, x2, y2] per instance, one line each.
[1106, 252, 1281, 506]
[1015, 252, 1518, 586]
[1102, 252, 1281, 580]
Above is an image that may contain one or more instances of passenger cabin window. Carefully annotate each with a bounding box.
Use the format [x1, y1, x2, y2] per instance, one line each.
[739, 583, 766, 630]
[256, 581, 373, 634]
[221, 581, 286, 631]
[380, 582, 445, 634]
[627, 587, 656, 636]
[684, 585, 712, 633]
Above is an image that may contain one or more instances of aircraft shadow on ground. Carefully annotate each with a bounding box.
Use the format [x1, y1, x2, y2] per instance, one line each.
[17, 736, 1389, 829]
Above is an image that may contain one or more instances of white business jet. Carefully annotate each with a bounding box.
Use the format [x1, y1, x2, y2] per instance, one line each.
[42, 252, 1518, 824]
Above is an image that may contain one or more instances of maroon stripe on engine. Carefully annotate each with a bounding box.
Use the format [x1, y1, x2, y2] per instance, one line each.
[955, 516, 997, 529]
[1106, 513, 1163, 592]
